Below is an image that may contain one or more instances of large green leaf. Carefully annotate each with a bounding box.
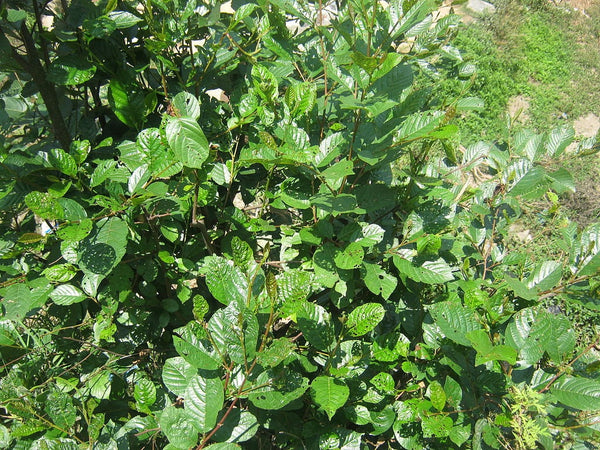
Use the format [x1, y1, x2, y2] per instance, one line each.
[165, 118, 210, 168]
[48, 148, 77, 177]
[393, 256, 454, 284]
[78, 217, 128, 276]
[334, 242, 364, 270]
[47, 55, 96, 86]
[184, 375, 224, 432]
[162, 357, 197, 397]
[212, 409, 259, 443]
[248, 369, 309, 410]
[203, 256, 248, 305]
[552, 377, 600, 411]
[297, 302, 335, 351]
[310, 376, 350, 420]
[173, 322, 221, 370]
[49, 284, 86, 305]
[208, 302, 259, 364]
[171, 92, 201, 120]
[346, 302, 386, 337]
[108, 80, 146, 129]
[429, 301, 481, 346]
[361, 263, 397, 300]
[159, 406, 199, 449]
[25, 191, 64, 220]
[466, 329, 517, 366]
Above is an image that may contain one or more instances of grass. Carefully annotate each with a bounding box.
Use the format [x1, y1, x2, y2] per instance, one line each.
[449, 0, 600, 139]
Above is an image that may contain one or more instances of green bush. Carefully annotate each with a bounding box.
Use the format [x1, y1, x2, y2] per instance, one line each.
[0, 1, 599, 448]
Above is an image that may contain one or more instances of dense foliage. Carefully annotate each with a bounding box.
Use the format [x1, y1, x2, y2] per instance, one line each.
[1, 0, 599, 448]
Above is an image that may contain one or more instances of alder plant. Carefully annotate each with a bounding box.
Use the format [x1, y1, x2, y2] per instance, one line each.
[1, 0, 599, 448]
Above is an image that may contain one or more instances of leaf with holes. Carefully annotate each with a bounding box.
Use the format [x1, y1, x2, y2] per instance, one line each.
[310, 376, 350, 420]
[346, 302, 386, 337]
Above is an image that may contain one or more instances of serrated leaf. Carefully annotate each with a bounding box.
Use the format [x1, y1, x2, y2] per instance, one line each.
[159, 406, 199, 449]
[297, 302, 335, 351]
[162, 357, 197, 397]
[90, 160, 117, 187]
[310, 376, 350, 420]
[166, 117, 210, 168]
[552, 377, 600, 411]
[346, 302, 385, 337]
[185, 375, 224, 432]
[429, 301, 481, 346]
[50, 284, 86, 305]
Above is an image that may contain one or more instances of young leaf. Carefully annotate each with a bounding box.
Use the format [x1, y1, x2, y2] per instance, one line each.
[465, 329, 517, 366]
[346, 303, 386, 337]
[310, 376, 350, 420]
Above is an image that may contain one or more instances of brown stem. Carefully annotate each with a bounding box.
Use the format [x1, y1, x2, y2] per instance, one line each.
[11, 23, 71, 151]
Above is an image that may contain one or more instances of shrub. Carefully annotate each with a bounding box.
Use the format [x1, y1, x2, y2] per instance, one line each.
[0, 1, 599, 448]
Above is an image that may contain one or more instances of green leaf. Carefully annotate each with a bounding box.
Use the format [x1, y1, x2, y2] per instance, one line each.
[208, 302, 259, 364]
[361, 263, 397, 300]
[310, 376, 350, 420]
[159, 406, 199, 449]
[50, 284, 86, 305]
[395, 111, 444, 142]
[134, 378, 157, 407]
[320, 159, 354, 191]
[25, 191, 64, 220]
[466, 329, 517, 366]
[545, 125, 574, 158]
[47, 55, 96, 86]
[552, 377, 600, 411]
[42, 264, 78, 283]
[45, 390, 76, 429]
[212, 409, 259, 443]
[393, 256, 454, 284]
[429, 301, 481, 346]
[107, 10, 142, 28]
[334, 242, 364, 270]
[173, 323, 221, 370]
[527, 260, 562, 291]
[455, 97, 484, 112]
[162, 357, 197, 397]
[248, 369, 309, 410]
[203, 256, 248, 305]
[429, 381, 446, 411]
[78, 217, 128, 276]
[48, 148, 77, 177]
[297, 302, 335, 351]
[171, 92, 201, 120]
[547, 168, 575, 194]
[108, 80, 146, 129]
[346, 302, 385, 337]
[57, 219, 93, 242]
[185, 375, 224, 432]
[128, 165, 150, 195]
[166, 118, 210, 168]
